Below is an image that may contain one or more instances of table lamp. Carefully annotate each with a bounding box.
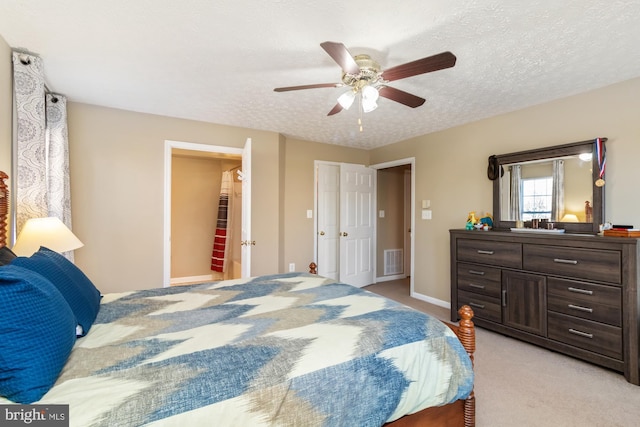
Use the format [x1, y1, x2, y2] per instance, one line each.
[12, 217, 84, 257]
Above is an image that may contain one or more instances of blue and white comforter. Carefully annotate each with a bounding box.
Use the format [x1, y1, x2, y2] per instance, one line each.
[26, 273, 473, 426]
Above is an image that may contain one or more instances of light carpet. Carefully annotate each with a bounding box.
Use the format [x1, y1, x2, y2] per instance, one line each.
[365, 280, 640, 427]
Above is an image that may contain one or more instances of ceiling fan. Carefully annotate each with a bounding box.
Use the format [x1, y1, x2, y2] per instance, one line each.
[274, 41, 457, 116]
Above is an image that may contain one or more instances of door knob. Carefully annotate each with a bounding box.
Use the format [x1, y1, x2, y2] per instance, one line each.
[341, 232, 348, 237]
[319, 231, 325, 235]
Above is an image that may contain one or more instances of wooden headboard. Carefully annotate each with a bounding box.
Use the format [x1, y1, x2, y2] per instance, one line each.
[0, 171, 8, 247]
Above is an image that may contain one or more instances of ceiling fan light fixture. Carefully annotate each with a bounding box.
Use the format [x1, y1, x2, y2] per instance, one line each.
[337, 90, 356, 110]
[361, 85, 379, 113]
[362, 98, 378, 113]
[361, 85, 379, 102]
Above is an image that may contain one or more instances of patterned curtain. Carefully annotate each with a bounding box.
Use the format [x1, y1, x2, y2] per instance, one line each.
[551, 160, 565, 221]
[12, 52, 74, 259]
[509, 165, 522, 220]
[211, 171, 234, 272]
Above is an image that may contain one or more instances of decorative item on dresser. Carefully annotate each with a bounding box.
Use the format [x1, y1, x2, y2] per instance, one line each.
[450, 229, 640, 385]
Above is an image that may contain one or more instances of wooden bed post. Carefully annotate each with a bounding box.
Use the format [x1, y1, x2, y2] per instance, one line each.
[0, 171, 8, 247]
[458, 305, 476, 427]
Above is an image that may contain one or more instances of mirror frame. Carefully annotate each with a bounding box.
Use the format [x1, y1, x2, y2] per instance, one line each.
[492, 138, 605, 234]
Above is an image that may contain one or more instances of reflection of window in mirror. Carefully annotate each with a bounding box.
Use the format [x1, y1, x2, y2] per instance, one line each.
[522, 177, 552, 220]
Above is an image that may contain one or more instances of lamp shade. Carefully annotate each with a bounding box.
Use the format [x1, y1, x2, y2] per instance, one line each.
[12, 217, 84, 256]
[337, 90, 356, 110]
[560, 214, 579, 223]
[361, 85, 379, 113]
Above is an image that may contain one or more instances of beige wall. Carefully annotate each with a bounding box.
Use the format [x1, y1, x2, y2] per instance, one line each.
[0, 36, 12, 242]
[370, 77, 640, 302]
[67, 102, 281, 292]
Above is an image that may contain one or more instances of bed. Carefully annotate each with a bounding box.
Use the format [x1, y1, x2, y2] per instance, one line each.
[0, 171, 476, 426]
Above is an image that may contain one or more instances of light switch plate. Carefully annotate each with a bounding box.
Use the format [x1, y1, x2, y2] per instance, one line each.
[422, 209, 432, 220]
[306, 210, 313, 219]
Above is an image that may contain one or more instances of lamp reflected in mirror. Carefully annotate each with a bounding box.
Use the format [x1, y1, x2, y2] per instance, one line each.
[560, 213, 579, 223]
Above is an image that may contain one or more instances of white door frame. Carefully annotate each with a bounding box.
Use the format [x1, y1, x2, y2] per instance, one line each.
[163, 140, 244, 287]
[370, 157, 415, 294]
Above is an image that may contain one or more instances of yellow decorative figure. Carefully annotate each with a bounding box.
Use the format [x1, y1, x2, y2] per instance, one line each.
[467, 211, 478, 225]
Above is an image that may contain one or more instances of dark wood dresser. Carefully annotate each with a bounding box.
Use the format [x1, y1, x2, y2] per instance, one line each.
[450, 229, 640, 385]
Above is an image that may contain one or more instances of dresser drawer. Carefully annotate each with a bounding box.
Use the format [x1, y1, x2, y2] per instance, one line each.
[458, 290, 501, 323]
[457, 262, 502, 298]
[457, 239, 522, 268]
[548, 311, 622, 360]
[523, 244, 621, 284]
[547, 278, 621, 327]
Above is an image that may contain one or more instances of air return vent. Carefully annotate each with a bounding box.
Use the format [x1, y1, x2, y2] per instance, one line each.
[384, 249, 403, 275]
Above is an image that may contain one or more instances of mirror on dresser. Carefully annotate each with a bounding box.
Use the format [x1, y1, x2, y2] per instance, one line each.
[491, 138, 605, 234]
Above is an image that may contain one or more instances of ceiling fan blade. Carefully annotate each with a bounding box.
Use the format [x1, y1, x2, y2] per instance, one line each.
[327, 103, 343, 116]
[378, 86, 426, 108]
[320, 41, 360, 75]
[274, 83, 341, 92]
[381, 51, 456, 82]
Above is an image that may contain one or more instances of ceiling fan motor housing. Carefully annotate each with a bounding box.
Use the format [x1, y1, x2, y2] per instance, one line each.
[341, 54, 381, 88]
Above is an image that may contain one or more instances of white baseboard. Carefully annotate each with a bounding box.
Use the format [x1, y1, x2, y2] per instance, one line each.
[410, 290, 451, 310]
[374, 275, 451, 309]
[375, 274, 406, 282]
[170, 274, 215, 285]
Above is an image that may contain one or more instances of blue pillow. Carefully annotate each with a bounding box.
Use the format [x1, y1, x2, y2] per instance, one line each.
[0, 265, 77, 403]
[12, 247, 102, 336]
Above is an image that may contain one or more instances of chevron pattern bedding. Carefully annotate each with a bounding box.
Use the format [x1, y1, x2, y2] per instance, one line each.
[5, 272, 473, 426]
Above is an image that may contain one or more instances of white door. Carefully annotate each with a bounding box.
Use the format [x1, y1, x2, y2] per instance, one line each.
[316, 163, 340, 280]
[316, 162, 375, 287]
[339, 164, 375, 287]
[241, 138, 252, 278]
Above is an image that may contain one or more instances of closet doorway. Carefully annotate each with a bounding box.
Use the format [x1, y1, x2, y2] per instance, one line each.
[163, 140, 251, 287]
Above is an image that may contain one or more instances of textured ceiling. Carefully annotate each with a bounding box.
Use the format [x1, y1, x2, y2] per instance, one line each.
[1, 0, 639, 149]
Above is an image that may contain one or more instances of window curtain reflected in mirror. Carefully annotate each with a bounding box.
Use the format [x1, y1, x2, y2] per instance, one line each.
[551, 160, 564, 221]
[509, 165, 522, 220]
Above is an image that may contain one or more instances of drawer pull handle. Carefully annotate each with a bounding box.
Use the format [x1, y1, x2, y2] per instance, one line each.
[568, 287, 593, 295]
[468, 302, 485, 309]
[568, 328, 593, 339]
[468, 270, 485, 276]
[502, 290, 507, 307]
[553, 258, 578, 265]
[568, 304, 593, 313]
[477, 250, 494, 255]
[469, 283, 486, 289]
